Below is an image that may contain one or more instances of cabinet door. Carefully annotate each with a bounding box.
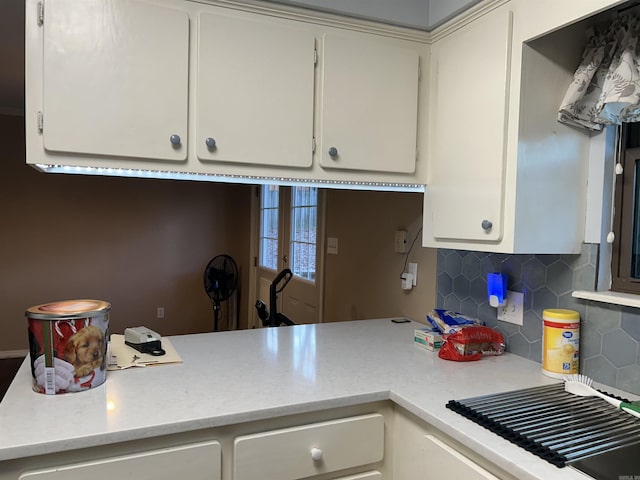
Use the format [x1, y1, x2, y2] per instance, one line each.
[18, 440, 221, 480]
[196, 10, 315, 167]
[426, 5, 512, 241]
[422, 435, 499, 479]
[43, 0, 189, 161]
[320, 33, 419, 173]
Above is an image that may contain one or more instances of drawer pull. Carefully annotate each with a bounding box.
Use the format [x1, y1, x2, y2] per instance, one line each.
[310, 447, 323, 462]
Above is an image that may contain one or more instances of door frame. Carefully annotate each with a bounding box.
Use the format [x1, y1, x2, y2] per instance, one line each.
[248, 185, 327, 328]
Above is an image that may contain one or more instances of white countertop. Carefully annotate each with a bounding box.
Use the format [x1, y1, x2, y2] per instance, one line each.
[0, 319, 616, 479]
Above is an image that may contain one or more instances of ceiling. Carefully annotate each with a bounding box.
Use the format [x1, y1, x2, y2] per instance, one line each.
[0, 0, 477, 115]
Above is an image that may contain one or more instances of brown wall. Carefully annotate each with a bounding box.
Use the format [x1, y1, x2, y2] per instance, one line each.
[0, 115, 251, 351]
[324, 189, 436, 323]
[1, 114, 437, 353]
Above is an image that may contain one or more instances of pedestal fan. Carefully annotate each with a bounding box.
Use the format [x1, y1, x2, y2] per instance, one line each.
[204, 254, 238, 331]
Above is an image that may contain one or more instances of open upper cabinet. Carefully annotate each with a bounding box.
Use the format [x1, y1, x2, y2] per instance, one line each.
[422, 0, 626, 253]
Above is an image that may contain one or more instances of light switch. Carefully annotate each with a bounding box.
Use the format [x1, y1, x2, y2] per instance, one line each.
[327, 237, 338, 255]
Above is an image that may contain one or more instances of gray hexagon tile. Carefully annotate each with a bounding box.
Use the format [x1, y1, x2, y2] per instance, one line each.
[507, 332, 530, 358]
[435, 243, 640, 394]
[618, 363, 640, 395]
[602, 330, 637, 367]
[522, 258, 547, 291]
[532, 287, 559, 316]
[460, 297, 479, 318]
[437, 272, 453, 296]
[469, 277, 487, 304]
[443, 294, 460, 313]
[621, 308, 640, 340]
[462, 253, 481, 280]
[547, 260, 573, 296]
[444, 252, 462, 277]
[520, 310, 542, 342]
[583, 355, 617, 386]
[538, 254, 561, 266]
[453, 276, 470, 300]
[573, 264, 597, 291]
[581, 325, 603, 359]
[586, 304, 621, 334]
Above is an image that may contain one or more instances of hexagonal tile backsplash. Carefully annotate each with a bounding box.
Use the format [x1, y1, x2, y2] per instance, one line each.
[436, 244, 640, 395]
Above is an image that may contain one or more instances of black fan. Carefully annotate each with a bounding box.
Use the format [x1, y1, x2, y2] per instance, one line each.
[204, 254, 238, 331]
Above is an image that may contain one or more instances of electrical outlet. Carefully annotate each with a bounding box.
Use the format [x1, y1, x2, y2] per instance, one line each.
[157, 307, 165, 319]
[497, 291, 524, 326]
[408, 262, 418, 286]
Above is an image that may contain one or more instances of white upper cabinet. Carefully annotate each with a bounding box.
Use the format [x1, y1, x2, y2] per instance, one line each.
[196, 10, 315, 168]
[423, 0, 599, 254]
[26, 0, 427, 189]
[426, 4, 512, 242]
[319, 33, 420, 173]
[42, 0, 189, 161]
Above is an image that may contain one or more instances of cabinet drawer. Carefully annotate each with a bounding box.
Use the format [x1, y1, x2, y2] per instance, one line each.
[19, 440, 221, 480]
[233, 413, 384, 480]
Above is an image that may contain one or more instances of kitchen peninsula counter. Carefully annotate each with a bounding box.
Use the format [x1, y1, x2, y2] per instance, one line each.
[0, 319, 615, 479]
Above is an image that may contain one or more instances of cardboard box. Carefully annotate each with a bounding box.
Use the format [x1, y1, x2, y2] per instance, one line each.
[414, 328, 443, 351]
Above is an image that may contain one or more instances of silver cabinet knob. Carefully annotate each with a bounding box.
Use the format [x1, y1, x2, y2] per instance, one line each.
[170, 134, 181, 146]
[328, 147, 338, 157]
[205, 137, 217, 150]
[481, 220, 493, 231]
[310, 447, 323, 462]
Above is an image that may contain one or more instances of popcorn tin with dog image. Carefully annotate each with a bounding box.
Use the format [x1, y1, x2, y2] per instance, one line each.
[26, 299, 110, 394]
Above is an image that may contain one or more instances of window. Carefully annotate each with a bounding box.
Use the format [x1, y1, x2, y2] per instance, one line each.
[257, 185, 319, 282]
[611, 123, 640, 294]
[290, 186, 318, 282]
[259, 185, 279, 271]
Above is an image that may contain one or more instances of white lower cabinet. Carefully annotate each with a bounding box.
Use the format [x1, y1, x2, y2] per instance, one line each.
[333, 472, 382, 480]
[233, 413, 384, 480]
[4, 404, 523, 480]
[17, 440, 221, 480]
[421, 435, 498, 480]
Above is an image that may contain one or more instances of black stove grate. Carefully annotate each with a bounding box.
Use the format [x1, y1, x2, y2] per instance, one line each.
[447, 383, 640, 468]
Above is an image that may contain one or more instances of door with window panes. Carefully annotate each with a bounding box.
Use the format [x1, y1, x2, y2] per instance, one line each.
[255, 185, 324, 326]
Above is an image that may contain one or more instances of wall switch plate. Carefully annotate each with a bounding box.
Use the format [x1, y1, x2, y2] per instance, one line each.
[394, 230, 408, 253]
[408, 262, 418, 286]
[497, 291, 524, 326]
[327, 237, 338, 255]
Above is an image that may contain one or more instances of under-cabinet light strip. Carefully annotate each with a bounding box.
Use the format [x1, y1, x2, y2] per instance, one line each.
[34, 164, 426, 192]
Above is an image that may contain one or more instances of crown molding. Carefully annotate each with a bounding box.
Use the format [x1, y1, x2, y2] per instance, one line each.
[427, 0, 509, 43]
[189, 0, 431, 43]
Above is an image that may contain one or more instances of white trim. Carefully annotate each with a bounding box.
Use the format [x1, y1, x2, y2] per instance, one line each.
[573, 290, 640, 309]
[0, 350, 28, 359]
[248, 186, 260, 329]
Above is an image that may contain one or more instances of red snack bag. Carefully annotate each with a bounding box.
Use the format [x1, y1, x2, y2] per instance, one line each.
[438, 326, 505, 362]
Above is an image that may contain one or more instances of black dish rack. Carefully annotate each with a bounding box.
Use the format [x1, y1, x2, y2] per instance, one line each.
[447, 383, 640, 468]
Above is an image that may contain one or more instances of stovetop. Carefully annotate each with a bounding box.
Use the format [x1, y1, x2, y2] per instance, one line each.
[447, 383, 640, 479]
